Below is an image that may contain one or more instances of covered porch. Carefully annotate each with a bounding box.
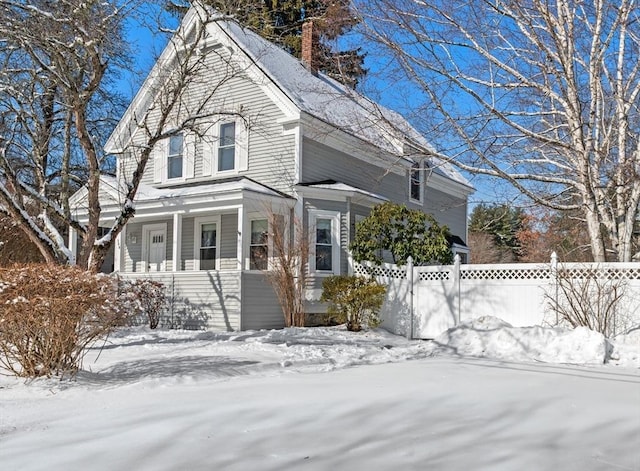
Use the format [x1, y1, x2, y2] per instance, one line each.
[70, 177, 293, 331]
[72, 176, 294, 275]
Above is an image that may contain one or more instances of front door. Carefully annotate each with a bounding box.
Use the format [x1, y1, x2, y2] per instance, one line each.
[147, 229, 166, 272]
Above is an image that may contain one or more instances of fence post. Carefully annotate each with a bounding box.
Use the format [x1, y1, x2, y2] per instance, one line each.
[550, 251, 558, 324]
[407, 256, 414, 340]
[453, 254, 461, 324]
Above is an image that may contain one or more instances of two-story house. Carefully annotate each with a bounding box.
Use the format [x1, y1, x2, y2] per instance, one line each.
[71, 6, 474, 331]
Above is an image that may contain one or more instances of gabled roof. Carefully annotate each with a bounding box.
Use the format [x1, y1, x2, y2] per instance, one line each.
[106, 5, 471, 189]
[218, 19, 471, 188]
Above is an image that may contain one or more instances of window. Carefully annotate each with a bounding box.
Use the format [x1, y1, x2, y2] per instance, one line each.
[409, 162, 423, 203]
[310, 210, 340, 273]
[249, 219, 268, 270]
[199, 223, 217, 270]
[218, 122, 236, 172]
[168, 134, 184, 179]
[201, 119, 248, 177]
[315, 218, 333, 271]
[195, 217, 219, 270]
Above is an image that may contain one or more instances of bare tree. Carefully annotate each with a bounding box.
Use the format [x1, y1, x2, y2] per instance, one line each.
[358, 0, 640, 262]
[265, 210, 309, 327]
[0, 2, 249, 271]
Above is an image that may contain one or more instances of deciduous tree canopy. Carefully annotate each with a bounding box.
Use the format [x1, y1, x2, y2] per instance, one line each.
[359, 0, 640, 261]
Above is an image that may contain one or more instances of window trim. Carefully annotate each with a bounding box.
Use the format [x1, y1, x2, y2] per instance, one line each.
[217, 121, 236, 173]
[202, 118, 249, 177]
[409, 161, 424, 204]
[309, 210, 340, 274]
[153, 131, 195, 183]
[194, 216, 221, 271]
[167, 133, 184, 180]
[247, 217, 270, 271]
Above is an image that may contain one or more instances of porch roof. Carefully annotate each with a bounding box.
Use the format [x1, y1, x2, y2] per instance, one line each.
[295, 180, 388, 206]
[72, 175, 293, 222]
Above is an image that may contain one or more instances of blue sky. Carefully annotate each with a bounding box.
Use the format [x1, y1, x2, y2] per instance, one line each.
[116, 10, 509, 211]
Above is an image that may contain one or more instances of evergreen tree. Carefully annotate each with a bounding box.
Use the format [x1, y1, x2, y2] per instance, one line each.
[166, 0, 366, 87]
[350, 202, 453, 266]
[469, 203, 527, 261]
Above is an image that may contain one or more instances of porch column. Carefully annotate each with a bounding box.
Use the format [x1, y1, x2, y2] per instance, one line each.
[237, 206, 244, 270]
[173, 213, 182, 272]
[68, 227, 77, 265]
[115, 225, 125, 272]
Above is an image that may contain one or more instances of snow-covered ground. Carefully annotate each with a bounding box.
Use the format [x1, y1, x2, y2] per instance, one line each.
[1, 317, 639, 470]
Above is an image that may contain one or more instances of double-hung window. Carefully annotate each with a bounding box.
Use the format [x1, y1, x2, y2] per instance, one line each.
[409, 162, 423, 203]
[168, 134, 184, 179]
[249, 219, 268, 270]
[315, 219, 333, 271]
[195, 217, 219, 270]
[218, 122, 236, 172]
[310, 210, 340, 274]
[201, 119, 248, 177]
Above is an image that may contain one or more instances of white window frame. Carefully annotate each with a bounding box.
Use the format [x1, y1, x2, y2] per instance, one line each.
[153, 131, 195, 184]
[309, 210, 340, 274]
[141, 223, 168, 273]
[194, 216, 221, 271]
[217, 121, 236, 173]
[246, 217, 271, 271]
[167, 133, 184, 180]
[409, 162, 424, 204]
[202, 119, 249, 177]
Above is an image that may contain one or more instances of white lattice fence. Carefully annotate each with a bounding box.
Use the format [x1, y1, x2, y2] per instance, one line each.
[354, 257, 640, 339]
[456, 263, 554, 334]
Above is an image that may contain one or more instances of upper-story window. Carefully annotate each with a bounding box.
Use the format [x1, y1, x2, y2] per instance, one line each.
[202, 119, 249, 177]
[218, 122, 236, 172]
[168, 134, 184, 179]
[409, 162, 423, 203]
[153, 131, 194, 183]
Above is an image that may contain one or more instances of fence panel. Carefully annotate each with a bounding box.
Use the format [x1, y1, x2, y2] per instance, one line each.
[354, 257, 640, 339]
[354, 262, 412, 337]
[414, 265, 458, 338]
[458, 264, 553, 328]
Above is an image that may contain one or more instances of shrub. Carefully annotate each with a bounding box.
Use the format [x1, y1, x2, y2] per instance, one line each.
[547, 265, 631, 338]
[117, 278, 167, 329]
[350, 202, 453, 265]
[0, 264, 131, 378]
[320, 275, 387, 332]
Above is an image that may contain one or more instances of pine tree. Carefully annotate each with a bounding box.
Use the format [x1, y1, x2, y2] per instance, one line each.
[469, 203, 527, 262]
[166, 0, 365, 87]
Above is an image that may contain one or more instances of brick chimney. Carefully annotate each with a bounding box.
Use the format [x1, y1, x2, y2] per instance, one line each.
[301, 21, 319, 75]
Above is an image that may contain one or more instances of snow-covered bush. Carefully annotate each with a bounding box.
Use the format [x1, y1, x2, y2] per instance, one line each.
[321, 275, 386, 332]
[0, 264, 131, 378]
[117, 278, 167, 329]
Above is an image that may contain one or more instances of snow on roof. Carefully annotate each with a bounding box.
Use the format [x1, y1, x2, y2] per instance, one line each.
[215, 16, 471, 188]
[106, 6, 470, 189]
[296, 180, 388, 202]
[71, 175, 289, 211]
[133, 177, 290, 202]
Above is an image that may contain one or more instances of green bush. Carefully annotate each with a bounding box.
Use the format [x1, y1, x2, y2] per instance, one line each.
[350, 202, 453, 265]
[320, 275, 387, 332]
